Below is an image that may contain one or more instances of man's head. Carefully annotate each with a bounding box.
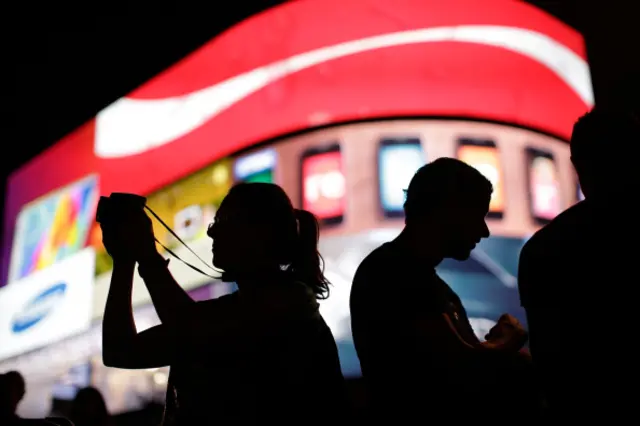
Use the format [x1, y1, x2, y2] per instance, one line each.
[570, 107, 640, 199]
[403, 157, 492, 260]
[0, 371, 25, 413]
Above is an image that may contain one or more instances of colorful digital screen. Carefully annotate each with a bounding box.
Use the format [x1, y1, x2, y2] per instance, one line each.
[457, 140, 504, 216]
[4, 121, 575, 383]
[301, 146, 346, 223]
[1, 0, 592, 291]
[243, 169, 273, 183]
[147, 159, 232, 248]
[0, 0, 593, 408]
[527, 149, 561, 221]
[91, 160, 232, 276]
[234, 149, 276, 184]
[378, 138, 425, 216]
[8, 175, 99, 283]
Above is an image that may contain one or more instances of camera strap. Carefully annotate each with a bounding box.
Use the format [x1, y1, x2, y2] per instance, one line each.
[144, 206, 220, 279]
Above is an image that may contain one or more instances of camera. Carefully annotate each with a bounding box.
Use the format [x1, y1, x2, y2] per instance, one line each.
[96, 193, 147, 225]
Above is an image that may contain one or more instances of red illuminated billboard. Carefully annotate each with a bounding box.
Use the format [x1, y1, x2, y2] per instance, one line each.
[301, 145, 346, 224]
[0, 0, 598, 391]
[2, 0, 592, 286]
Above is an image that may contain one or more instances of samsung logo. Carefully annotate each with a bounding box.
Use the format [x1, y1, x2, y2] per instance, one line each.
[11, 283, 67, 334]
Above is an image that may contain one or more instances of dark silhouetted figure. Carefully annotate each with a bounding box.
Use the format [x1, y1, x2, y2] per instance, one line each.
[518, 107, 640, 421]
[68, 387, 109, 426]
[350, 158, 536, 423]
[101, 182, 346, 425]
[0, 371, 57, 425]
[44, 418, 74, 426]
[1, 371, 25, 425]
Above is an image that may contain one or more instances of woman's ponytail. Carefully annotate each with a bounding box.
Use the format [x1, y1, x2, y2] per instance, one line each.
[292, 209, 330, 299]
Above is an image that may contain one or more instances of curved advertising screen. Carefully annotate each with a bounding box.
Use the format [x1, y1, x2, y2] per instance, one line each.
[93, 119, 572, 377]
[1, 0, 592, 386]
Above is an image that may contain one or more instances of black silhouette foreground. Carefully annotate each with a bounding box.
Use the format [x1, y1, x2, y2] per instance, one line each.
[0, 371, 61, 425]
[68, 387, 109, 426]
[519, 107, 640, 420]
[101, 182, 346, 425]
[350, 158, 539, 422]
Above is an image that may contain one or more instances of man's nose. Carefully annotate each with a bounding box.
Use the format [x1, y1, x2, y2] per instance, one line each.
[481, 222, 490, 238]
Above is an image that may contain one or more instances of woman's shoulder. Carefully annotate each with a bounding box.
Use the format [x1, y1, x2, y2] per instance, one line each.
[184, 292, 239, 323]
[196, 291, 239, 308]
[271, 281, 319, 317]
[186, 285, 317, 330]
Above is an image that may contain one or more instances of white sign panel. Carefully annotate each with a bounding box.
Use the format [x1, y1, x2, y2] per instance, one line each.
[0, 248, 95, 361]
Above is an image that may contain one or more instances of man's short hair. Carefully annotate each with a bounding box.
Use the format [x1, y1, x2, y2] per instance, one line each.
[403, 157, 492, 223]
[571, 107, 640, 169]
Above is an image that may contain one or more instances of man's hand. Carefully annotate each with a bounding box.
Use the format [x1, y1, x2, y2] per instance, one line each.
[484, 314, 528, 352]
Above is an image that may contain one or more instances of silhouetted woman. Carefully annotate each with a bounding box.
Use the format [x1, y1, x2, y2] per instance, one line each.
[101, 183, 346, 425]
[68, 387, 109, 426]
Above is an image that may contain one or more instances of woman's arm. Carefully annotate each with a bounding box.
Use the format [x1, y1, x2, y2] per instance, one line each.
[137, 252, 196, 328]
[102, 259, 172, 369]
[110, 208, 197, 328]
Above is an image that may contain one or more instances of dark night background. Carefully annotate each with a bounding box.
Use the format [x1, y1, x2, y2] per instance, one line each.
[1, 0, 639, 248]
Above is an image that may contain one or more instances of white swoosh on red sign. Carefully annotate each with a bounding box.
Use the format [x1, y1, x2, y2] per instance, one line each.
[95, 25, 593, 158]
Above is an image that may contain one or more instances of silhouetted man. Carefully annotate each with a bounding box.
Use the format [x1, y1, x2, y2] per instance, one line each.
[351, 158, 534, 422]
[0, 371, 57, 425]
[1, 371, 26, 423]
[518, 107, 640, 420]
